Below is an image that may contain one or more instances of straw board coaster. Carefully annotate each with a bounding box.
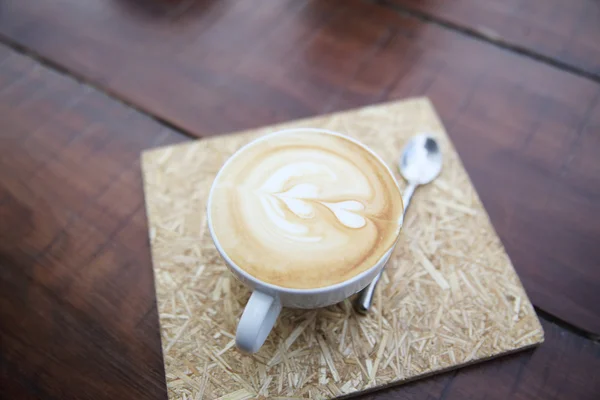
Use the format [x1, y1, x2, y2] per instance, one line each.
[142, 98, 544, 399]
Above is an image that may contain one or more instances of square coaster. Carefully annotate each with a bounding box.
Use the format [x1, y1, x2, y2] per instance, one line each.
[142, 98, 543, 399]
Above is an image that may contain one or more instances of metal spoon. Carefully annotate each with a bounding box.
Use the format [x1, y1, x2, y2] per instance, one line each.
[354, 134, 443, 314]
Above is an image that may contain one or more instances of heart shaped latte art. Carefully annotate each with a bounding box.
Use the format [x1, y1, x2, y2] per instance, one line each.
[209, 130, 403, 289]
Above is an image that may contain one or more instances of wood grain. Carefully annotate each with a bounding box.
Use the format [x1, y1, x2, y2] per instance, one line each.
[0, 20, 599, 400]
[384, 0, 600, 78]
[0, 43, 186, 400]
[1, 45, 599, 400]
[1, 0, 598, 335]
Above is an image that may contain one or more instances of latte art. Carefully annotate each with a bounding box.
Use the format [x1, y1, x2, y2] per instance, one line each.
[259, 163, 369, 243]
[208, 129, 404, 289]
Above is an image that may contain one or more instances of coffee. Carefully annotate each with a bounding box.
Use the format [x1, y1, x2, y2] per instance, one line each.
[208, 129, 403, 289]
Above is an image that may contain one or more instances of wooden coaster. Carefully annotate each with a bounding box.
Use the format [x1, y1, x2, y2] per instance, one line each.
[142, 98, 543, 399]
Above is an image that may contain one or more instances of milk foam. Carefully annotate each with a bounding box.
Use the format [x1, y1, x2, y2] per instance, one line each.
[209, 130, 403, 289]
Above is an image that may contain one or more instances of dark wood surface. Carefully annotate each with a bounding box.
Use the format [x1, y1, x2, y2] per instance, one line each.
[386, 0, 600, 78]
[1, 0, 599, 335]
[1, 38, 600, 400]
[1, 1, 599, 399]
[0, 43, 185, 400]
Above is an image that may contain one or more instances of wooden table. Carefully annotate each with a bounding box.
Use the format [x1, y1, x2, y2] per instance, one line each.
[1, 1, 599, 399]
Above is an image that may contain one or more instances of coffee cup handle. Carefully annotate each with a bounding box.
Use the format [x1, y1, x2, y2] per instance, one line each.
[236, 290, 282, 353]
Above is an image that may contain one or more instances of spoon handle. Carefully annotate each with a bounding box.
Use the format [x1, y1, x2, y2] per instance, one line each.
[354, 181, 418, 314]
[401, 182, 417, 210]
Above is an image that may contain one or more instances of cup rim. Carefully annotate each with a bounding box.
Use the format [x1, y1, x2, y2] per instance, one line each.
[206, 127, 404, 294]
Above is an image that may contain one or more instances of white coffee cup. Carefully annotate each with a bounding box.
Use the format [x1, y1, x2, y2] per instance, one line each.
[207, 129, 403, 353]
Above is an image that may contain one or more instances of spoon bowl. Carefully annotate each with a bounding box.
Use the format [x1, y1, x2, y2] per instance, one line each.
[400, 134, 442, 185]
